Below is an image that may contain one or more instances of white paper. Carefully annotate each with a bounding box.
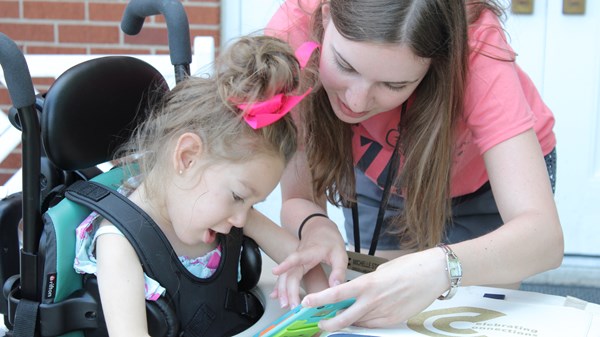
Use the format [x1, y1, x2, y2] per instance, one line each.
[323, 290, 596, 337]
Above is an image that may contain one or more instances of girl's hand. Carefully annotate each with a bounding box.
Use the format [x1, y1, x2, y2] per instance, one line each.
[270, 258, 306, 308]
[271, 217, 348, 307]
[270, 263, 329, 309]
[299, 248, 448, 331]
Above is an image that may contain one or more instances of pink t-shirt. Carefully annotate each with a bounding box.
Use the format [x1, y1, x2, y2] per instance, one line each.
[266, 0, 556, 197]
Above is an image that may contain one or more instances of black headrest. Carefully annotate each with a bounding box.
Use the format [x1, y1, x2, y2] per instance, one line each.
[42, 56, 168, 171]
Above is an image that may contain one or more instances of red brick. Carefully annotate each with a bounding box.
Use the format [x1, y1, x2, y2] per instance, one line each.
[0, 88, 10, 106]
[124, 27, 168, 46]
[59, 25, 120, 44]
[0, 152, 22, 170]
[0, 1, 19, 18]
[186, 5, 220, 25]
[155, 5, 219, 25]
[32, 77, 55, 86]
[0, 23, 54, 42]
[90, 47, 153, 55]
[0, 173, 16, 186]
[26, 46, 87, 54]
[89, 3, 128, 22]
[24, 1, 85, 20]
[0, 0, 222, 81]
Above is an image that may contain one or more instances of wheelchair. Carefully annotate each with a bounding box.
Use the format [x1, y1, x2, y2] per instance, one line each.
[0, 1, 263, 336]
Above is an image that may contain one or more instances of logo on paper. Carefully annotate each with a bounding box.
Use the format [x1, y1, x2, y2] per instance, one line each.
[407, 306, 539, 336]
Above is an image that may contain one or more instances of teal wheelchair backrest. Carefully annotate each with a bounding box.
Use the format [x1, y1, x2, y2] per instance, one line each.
[37, 166, 182, 337]
[42, 167, 125, 306]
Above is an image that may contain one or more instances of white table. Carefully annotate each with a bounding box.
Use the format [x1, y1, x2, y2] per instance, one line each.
[243, 255, 600, 337]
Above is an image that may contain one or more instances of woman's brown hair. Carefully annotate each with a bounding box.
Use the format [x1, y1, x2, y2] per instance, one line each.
[303, 0, 506, 250]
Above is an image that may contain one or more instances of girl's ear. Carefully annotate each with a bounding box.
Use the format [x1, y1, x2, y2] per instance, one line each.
[173, 132, 203, 174]
[321, 3, 331, 28]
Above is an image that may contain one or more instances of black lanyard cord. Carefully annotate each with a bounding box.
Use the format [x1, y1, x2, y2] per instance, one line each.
[351, 102, 406, 255]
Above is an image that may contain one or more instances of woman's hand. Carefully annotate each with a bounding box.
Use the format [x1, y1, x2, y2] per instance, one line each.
[299, 248, 448, 331]
[271, 216, 348, 307]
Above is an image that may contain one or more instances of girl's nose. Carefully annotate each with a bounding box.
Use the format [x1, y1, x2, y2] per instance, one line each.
[228, 210, 247, 228]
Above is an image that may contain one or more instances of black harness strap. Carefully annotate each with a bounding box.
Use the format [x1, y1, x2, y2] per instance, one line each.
[65, 180, 181, 289]
[64, 180, 261, 336]
[12, 298, 39, 337]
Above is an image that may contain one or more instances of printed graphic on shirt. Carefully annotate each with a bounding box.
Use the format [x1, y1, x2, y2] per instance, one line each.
[353, 127, 400, 191]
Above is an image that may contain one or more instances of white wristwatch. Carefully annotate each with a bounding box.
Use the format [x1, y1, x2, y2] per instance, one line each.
[437, 243, 462, 300]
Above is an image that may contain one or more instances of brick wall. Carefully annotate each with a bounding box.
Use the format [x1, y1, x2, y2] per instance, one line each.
[0, 0, 221, 185]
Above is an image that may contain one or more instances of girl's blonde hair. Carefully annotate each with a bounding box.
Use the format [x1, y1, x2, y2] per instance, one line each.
[116, 36, 300, 199]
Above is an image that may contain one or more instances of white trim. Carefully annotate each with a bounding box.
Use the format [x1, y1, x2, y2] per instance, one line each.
[0, 109, 21, 164]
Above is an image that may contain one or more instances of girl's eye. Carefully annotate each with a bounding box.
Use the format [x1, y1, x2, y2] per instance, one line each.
[232, 192, 244, 202]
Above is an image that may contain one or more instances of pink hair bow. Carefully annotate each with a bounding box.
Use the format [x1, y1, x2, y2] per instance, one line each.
[237, 41, 320, 129]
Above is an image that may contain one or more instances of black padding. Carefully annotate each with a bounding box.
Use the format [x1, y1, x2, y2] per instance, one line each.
[81, 276, 180, 337]
[238, 236, 262, 291]
[39, 157, 64, 201]
[0, 194, 22, 319]
[42, 56, 168, 171]
[146, 297, 180, 337]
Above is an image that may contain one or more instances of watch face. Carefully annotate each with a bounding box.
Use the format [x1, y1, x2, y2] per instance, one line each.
[448, 261, 462, 278]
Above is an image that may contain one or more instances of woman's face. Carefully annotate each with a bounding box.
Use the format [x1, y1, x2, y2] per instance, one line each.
[319, 6, 431, 123]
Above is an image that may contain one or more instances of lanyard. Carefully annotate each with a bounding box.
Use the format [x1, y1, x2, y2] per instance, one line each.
[351, 102, 406, 255]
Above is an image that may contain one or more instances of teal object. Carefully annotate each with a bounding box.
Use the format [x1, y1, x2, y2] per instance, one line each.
[45, 167, 128, 337]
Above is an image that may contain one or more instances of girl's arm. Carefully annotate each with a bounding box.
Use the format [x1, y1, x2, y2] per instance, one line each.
[96, 225, 151, 337]
[245, 209, 299, 264]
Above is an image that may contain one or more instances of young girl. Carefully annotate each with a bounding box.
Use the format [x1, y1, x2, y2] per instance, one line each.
[266, 0, 563, 331]
[73, 35, 325, 337]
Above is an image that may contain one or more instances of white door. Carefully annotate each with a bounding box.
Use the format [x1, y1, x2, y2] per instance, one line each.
[224, 1, 600, 256]
[506, 1, 600, 256]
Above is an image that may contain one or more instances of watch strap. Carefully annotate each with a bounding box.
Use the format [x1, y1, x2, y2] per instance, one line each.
[437, 243, 462, 300]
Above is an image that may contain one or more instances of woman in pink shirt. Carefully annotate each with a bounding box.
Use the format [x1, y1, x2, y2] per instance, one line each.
[266, 0, 563, 331]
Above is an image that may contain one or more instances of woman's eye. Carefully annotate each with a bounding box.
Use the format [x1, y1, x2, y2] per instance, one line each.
[384, 83, 407, 92]
[335, 59, 354, 73]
